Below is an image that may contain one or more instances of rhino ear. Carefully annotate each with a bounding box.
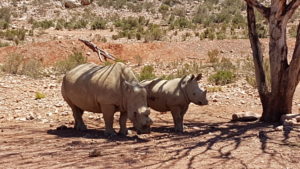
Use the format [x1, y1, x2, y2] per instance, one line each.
[195, 73, 202, 81]
[123, 81, 134, 92]
[188, 74, 195, 82]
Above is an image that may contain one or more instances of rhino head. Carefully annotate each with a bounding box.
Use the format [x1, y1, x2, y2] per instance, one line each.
[123, 81, 153, 134]
[181, 74, 208, 106]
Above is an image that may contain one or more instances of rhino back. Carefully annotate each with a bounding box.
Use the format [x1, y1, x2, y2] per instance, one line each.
[62, 62, 134, 112]
[146, 78, 186, 112]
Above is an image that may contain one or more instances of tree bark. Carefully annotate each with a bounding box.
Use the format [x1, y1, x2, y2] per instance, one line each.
[245, 0, 300, 122]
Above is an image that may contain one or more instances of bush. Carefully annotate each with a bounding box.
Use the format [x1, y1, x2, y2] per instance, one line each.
[21, 59, 43, 78]
[138, 65, 156, 81]
[170, 17, 192, 29]
[2, 53, 24, 74]
[209, 70, 235, 85]
[0, 7, 11, 29]
[0, 28, 27, 42]
[0, 41, 9, 47]
[32, 20, 55, 29]
[208, 49, 219, 63]
[2, 53, 44, 78]
[91, 17, 107, 30]
[144, 24, 165, 42]
[159, 4, 169, 16]
[55, 51, 87, 74]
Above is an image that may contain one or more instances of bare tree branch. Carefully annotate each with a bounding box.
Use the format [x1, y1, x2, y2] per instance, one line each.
[285, 0, 300, 20]
[246, 4, 269, 100]
[245, 0, 271, 19]
[79, 39, 116, 62]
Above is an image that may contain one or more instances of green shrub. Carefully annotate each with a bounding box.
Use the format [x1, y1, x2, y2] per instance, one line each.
[32, 20, 55, 29]
[144, 24, 165, 42]
[138, 65, 156, 81]
[91, 17, 107, 30]
[209, 70, 235, 85]
[170, 17, 192, 29]
[55, 51, 87, 74]
[35, 92, 46, 100]
[0, 41, 9, 47]
[0, 28, 27, 42]
[159, 4, 169, 16]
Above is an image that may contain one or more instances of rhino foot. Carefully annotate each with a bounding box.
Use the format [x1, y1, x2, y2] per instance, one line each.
[118, 129, 128, 136]
[74, 123, 87, 131]
[104, 130, 117, 137]
[174, 127, 183, 133]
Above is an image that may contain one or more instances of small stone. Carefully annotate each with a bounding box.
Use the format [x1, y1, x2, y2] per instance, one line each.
[61, 112, 69, 116]
[46, 112, 53, 116]
[192, 126, 201, 130]
[275, 125, 283, 131]
[89, 149, 102, 157]
[26, 115, 34, 120]
[232, 112, 260, 122]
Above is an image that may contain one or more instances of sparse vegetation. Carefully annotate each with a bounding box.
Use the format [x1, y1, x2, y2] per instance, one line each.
[0, 7, 11, 29]
[0, 28, 27, 45]
[0, 41, 9, 47]
[1, 53, 43, 78]
[21, 59, 43, 78]
[209, 70, 235, 85]
[2, 53, 24, 74]
[208, 49, 220, 63]
[138, 65, 156, 81]
[55, 51, 87, 74]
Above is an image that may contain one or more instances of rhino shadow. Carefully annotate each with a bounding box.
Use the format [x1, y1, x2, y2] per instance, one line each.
[47, 126, 149, 142]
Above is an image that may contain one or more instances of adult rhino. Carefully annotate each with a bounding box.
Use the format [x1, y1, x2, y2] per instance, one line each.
[61, 62, 152, 135]
[141, 74, 208, 132]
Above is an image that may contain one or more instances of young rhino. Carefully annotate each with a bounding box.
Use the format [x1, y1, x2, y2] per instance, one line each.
[61, 62, 153, 136]
[141, 74, 208, 132]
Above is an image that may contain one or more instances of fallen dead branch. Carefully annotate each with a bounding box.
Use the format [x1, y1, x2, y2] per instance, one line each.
[78, 39, 116, 62]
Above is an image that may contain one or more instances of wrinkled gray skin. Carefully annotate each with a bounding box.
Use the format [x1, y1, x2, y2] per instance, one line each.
[61, 62, 153, 136]
[141, 74, 208, 132]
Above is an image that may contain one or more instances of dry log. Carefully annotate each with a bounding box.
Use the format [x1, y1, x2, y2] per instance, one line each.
[232, 112, 261, 122]
[79, 39, 116, 62]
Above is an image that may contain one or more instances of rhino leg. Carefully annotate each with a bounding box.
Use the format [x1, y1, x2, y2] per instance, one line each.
[71, 106, 87, 131]
[170, 106, 184, 133]
[101, 105, 117, 136]
[119, 111, 128, 135]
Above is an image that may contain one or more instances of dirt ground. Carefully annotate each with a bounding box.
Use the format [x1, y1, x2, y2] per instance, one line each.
[0, 40, 300, 169]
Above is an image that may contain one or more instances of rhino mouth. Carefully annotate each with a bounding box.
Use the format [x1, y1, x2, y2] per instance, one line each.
[197, 101, 208, 105]
[136, 125, 151, 134]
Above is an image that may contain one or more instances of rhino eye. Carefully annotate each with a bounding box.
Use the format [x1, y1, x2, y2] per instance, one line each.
[193, 93, 196, 96]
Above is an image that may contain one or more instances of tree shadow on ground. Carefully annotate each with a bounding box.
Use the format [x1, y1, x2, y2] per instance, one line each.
[140, 120, 299, 169]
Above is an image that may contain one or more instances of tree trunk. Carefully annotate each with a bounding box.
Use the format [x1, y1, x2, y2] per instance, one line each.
[245, 0, 300, 122]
